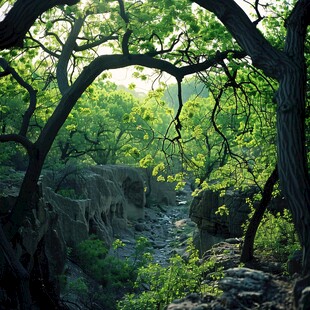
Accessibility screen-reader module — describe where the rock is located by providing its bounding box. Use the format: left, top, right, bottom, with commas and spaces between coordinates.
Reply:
141, 168, 176, 206
153, 241, 167, 249
167, 265, 293, 310
189, 188, 289, 255
135, 223, 146, 232
219, 268, 271, 292
298, 286, 310, 310
41, 165, 147, 248
288, 250, 303, 276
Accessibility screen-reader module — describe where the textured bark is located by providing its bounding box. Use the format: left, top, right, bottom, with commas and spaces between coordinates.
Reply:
195, 0, 310, 276
276, 0, 310, 276
240, 166, 278, 263
0, 226, 31, 309
0, 0, 80, 49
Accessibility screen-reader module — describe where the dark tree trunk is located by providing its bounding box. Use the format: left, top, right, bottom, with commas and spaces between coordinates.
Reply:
193, 2, 310, 305
0, 226, 31, 309
276, 64, 310, 305
240, 166, 278, 263
276, 0, 310, 276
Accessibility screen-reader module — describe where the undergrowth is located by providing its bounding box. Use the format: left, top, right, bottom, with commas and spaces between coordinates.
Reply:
117, 239, 223, 310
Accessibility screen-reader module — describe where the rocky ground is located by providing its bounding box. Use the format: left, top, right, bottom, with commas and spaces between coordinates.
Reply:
64, 190, 298, 310
118, 192, 296, 310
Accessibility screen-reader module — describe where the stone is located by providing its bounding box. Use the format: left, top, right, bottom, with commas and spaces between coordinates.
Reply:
189, 188, 288, 254
298, 286, 310, 310
287, 250, 303, 276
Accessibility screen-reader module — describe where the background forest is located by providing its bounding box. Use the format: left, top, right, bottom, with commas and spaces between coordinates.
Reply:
0, 0, 310, 309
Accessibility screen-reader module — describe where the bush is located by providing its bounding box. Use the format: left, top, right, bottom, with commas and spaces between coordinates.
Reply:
254, 209, 301, 264
117, 239, 223, 310
69, 235, 154, 309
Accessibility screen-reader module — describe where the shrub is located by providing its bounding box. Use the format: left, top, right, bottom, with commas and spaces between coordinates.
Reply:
254, 209, 301, 264
117, 239, 223, 310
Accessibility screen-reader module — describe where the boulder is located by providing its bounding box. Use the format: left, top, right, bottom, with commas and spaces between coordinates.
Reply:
189, 189, 252, 254
140, 168, 176, 206
167, 267, 293, 310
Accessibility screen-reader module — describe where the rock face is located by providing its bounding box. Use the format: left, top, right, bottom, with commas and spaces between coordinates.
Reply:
42, 165, 146, 249
142, 168, 177, 207
0, 165, 150, 307
189, 189, 252, 254
189, 188, 288, 256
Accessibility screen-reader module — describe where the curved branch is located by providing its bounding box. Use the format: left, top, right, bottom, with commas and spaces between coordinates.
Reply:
27, 34, 60, 58
37, 50, 249, 157
0, 134, 34, 155
240, 165, 278, 263
0, 0, 80, 50
56, 17, 84, 94
0, 58, 37, 136
117, 0, 129, 24
122, 29, 133, 55
193, 0, 286, 79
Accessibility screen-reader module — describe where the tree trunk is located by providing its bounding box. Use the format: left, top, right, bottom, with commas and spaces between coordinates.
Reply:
0, 225, 32, 309
276, 65, 310, 273
275, 44, 310, 306
5, 151, 45, 239
240, 166, 278, 263
277, 1, 310, 276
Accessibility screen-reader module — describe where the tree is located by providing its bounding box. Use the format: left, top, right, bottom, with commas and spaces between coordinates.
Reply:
193, 0, 310, 301
0, 0, 309, 307
0, 1, 240, 306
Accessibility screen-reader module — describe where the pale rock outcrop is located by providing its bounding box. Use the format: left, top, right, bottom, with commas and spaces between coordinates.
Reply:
42, 165, 146, 248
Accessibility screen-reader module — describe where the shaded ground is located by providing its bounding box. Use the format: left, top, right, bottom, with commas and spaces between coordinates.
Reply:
63, 192, 296, 310
127, 199, 296, 310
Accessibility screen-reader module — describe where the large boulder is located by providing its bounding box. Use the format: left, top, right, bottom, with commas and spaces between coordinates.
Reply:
167, 267, 293, 310
189, 189, 254, 254
140, 168, 177, 206
189, 188, 288, 256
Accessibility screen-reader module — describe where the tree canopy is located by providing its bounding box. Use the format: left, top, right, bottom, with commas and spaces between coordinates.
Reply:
0, 0, 310, 308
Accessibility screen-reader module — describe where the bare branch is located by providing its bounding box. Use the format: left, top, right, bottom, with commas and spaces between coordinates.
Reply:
75, 34, 119, 51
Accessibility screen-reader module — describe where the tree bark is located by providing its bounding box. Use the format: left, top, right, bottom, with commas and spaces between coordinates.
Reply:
0, 225, 31, 309
195, 0, 310, 276
276, 0, 310, 276
0, 0, 80, 49
240, 166, 278, 263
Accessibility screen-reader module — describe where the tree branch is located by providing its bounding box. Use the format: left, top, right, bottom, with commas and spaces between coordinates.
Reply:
0, 0, 80, 50
0, 58, 37, 136
57, 17, 84, 95
0, 134, 34, 155
193, 0, 287, 79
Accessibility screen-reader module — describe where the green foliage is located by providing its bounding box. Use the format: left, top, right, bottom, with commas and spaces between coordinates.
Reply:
254, 209, 301, 264
76, 237, 131, 288
117, 240, 223, 310
63, 236, 155, 309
